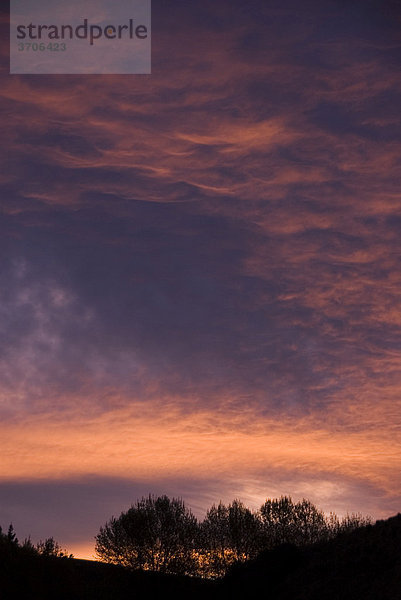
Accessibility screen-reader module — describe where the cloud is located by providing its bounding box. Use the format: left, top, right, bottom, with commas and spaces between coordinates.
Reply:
1, 401, 400, 522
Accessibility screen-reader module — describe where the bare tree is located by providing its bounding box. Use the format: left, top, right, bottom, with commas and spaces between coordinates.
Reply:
95, 495, 372, 578
95, 495, 198, 575
200, 499, 259, 576
259, 496, 327, 549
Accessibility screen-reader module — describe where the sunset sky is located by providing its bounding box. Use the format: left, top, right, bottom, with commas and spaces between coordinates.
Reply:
1, 0, 401, 559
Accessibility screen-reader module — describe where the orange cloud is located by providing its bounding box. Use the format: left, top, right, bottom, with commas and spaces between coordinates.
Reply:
1, 398, 400, 513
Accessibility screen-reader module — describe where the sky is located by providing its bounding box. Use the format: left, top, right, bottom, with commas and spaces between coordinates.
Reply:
1, 0, 401, 559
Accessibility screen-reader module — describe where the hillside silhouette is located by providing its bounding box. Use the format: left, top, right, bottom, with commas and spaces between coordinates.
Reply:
224, 513, 401, 599
1, 512, 401, 599
0, 545, 214, 600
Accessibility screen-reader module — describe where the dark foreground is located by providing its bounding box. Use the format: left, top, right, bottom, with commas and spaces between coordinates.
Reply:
1, 513, 401, 599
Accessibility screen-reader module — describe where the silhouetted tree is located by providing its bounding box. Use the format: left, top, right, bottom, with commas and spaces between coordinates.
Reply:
6, 524, 18, 546
200, 500, 259, 576
95, 495, 372, 579
227, 499, 260, 560
0, 524, 72, 562
258, 496, 327, 549
36, 536, 72, 558
293, 498, 328, 544
326, 511, 372, 539
20, 536, 37, 554
199, 502, 231, 577
95, 495, 199, 575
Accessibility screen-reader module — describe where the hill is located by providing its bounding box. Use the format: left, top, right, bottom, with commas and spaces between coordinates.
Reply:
223, 513, 401, 599
0, 549, 216, 600
1, 513, 401, 599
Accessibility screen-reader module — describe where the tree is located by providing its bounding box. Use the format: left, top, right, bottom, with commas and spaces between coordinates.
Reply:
227, 499, 260, 561
326, 511, 372, 539
6, 524, 18, 546
258, 496, 327, 549
293, 498, 328, 545
95, 494, 372, 579
36, 537, 73, 558
95, 495, 199, 575
199, 502, 231, 577
200, 500, 260, 577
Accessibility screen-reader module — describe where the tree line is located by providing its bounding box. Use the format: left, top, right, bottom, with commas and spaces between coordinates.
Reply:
0, 523, 72, 559
95, 495, 371, 578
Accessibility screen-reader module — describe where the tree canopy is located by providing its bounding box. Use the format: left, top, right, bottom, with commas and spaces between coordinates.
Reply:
95, 495, 198, 575
95, 494, 371, 578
